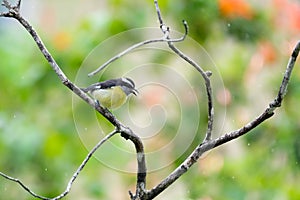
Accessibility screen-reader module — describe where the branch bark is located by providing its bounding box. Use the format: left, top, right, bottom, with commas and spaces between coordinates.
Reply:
1, 0, 299, 200
145, 41, 300, 200
154, 0, 214, 142
143, 1, 300, 199
0, 0, 146, 199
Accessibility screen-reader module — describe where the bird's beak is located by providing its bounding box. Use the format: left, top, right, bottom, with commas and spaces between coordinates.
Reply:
132, 88, 139, 96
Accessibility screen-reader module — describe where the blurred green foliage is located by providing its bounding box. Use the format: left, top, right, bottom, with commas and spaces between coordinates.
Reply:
1, 0, 300, 199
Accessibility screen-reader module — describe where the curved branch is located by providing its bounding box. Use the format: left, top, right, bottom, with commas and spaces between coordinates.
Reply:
0, 172, 51, 200
2, 1, 299, 200
88, 38, 166, 77
88, 23, 188, 77
146, 40, 300, 200
0, 130, 118, 200
145, 1, 300, 199
0, 1, 146, 199
119, 126, 147, 199
154, 0, 214, 141
54, 130, 118, 200
167, 43, 214, 142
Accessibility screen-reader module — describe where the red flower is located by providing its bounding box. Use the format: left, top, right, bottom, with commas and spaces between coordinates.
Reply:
219, 0, 254, 19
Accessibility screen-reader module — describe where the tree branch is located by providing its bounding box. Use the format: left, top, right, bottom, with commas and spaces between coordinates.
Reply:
146, 40, 300, 199
154, 0, 214, 142
0, 130, 118, 200
0, 172, 51, 200
143, 1, 300, 199
53, 130, 118, 200
0, 1, 146, 199
1, 0, 299, 200
88, 22, 188, 77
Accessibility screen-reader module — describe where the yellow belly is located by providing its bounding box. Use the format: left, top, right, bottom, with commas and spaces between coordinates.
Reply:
92, 86, 127, 109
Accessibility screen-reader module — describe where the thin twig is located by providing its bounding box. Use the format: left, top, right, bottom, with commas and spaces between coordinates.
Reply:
154, 0, 214, 142
88, 22, 188, 77
16, 0, 21, 8
167, 44, 214, 141
0, 130, 118, 200
1, 0, 19, 17
0, 172, 51, 200
269, 41, 300, 109
154, 0, 163, 28
88, 38, 165, 77
53, 130, 118, 200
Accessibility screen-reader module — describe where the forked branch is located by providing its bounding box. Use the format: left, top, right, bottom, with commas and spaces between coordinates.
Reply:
144, 1, 300, 199
154, 0, 214, 142
0, 0, 146, 199
0, 0, 299, 200
145, 41, 300, 200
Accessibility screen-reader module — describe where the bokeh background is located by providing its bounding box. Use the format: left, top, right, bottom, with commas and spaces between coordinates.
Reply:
1, 0, 300, 199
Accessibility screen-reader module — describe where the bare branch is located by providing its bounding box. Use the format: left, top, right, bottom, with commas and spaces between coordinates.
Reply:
54, 130, 118, 200
88, 38, 166, 77
167, 44, 214, 142
1, 0, 299, 200
118, 126, 147, 199
146, 111, 274, 199
2, 0, 12, 9
88, 21, 188, 77
146, 40, 300, 200
1, 1, 147, 199
16, 0, 21, 8
181, 20, 188, 38
0, 172, 51, 200
1, 0, 21, 16
154, 0, 214, 142
154, 0, 163, 28
0, 130, 118, 200
145, 1, 300, 199
269, 41, 300, 109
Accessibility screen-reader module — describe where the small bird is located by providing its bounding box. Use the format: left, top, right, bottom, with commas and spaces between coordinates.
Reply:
82, 77, 138, 109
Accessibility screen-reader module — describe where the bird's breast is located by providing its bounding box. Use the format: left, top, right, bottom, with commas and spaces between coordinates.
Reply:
91, 86, 127, 109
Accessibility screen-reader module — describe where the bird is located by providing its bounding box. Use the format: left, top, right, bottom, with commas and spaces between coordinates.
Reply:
82, 77, 138, 109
